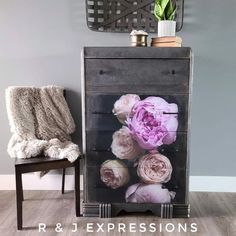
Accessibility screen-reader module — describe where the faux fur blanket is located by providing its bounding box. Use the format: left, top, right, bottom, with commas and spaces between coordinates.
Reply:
6, 86, 80, 163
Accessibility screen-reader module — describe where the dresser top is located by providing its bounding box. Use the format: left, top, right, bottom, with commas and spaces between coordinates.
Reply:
83, 47, 191, 59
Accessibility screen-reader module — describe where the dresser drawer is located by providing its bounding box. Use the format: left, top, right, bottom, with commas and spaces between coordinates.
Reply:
85, 59, 190, 94
85, 164, 187, 204
85, 94, 189, 132
85, 130, 188, 168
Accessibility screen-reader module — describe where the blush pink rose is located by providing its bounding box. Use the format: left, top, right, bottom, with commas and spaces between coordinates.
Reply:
111, 126, 143, 160
100, 160, 130, 189
137, 153, 172, 184
125, 183, 175, 203
113, 94, 140, 124
127, 96, 178, 150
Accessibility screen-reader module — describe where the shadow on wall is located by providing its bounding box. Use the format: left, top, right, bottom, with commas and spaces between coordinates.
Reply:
180, 0, 201, 33
66, 89, 82, 148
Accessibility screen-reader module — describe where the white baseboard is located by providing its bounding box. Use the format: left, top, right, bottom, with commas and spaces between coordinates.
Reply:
0, 174, 83, 191
189, 176, 236, 192
0, 175, 235, 192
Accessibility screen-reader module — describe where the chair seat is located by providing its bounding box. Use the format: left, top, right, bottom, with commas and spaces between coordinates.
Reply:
15, 157, 70, 166
15, 157, 78, 173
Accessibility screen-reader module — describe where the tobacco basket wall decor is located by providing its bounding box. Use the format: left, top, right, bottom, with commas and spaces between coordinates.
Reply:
86, 0, 184, 32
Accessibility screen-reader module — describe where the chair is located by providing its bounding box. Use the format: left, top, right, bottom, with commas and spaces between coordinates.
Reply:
15, 157, 81, 230
8, 89, 81, 230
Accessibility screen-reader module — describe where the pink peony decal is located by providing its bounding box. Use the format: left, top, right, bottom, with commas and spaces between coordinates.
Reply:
100, 95, 178, 201
111, 126, 143, 161
112, 94, 140, 124
137, 153, 172, 184
127, 96, 178, 150
125, 183, 175, 203
100, 160, 130, 189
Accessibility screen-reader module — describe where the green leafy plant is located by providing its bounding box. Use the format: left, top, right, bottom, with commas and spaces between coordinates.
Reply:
154, 0, 176, 21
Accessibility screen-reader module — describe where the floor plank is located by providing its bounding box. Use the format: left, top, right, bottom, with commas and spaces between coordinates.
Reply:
0, 191, 235, 236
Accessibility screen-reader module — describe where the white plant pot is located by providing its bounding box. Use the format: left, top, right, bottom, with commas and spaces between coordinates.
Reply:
158, 20, 176, 37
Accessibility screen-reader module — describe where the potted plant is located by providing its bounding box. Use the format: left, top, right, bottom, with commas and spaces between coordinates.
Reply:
154, 0, 177, 37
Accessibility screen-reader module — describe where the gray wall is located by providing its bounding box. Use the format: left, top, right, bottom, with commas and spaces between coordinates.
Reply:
0, 0, 235, 176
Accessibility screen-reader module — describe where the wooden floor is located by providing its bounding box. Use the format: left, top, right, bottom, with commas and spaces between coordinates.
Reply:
0, 191, 235, 236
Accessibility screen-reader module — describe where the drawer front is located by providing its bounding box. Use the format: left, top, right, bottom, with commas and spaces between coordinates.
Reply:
85, 131, 188, 168
85, 164, 188, 204
85, 59, 190, 94
85, 94, 189, 132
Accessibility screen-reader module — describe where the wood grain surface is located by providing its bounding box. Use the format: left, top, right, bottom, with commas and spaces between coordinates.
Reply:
0, 191, 235, 236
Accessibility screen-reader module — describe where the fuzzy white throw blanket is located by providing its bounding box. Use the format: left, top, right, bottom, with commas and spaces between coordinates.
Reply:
6, 86, 80, 163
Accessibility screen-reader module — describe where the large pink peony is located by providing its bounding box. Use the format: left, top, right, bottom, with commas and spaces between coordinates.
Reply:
111, 126, 143, 160
100, 160, 130, 189
137, 153, 172, 184
127, 96, 178, 150
113, 94, 140, 124
125, 183, 175, 203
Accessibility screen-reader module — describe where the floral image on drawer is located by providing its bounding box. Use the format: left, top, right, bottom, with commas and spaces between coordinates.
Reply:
95, 94, 179, 204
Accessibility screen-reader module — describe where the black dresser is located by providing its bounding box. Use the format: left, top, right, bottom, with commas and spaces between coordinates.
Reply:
81, 47, 192, 218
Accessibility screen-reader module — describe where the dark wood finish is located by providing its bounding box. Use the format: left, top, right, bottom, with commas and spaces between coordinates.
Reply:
61, 168, 66, 194
85, 0, 184, 33
15, 167, 23, 230
82, 47, 192, 218
15, 157, 81, 230
15, 158, 75, 173
85, 59, 189, 93
84, 47, 191, 59
83, 202, 190, 218
74, 158, 80, 217
86, 66, 189, 95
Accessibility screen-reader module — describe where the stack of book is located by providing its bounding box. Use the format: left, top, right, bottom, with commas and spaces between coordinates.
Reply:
151, 36, 182, 47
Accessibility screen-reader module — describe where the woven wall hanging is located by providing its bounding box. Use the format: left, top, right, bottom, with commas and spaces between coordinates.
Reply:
86, 0, 184, 33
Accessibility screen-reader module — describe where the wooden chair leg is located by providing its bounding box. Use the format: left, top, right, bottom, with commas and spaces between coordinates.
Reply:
74, 159, 80, 216
61, 168, 66, 194
19, 180, 23, 201
15, 167, 23, 230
